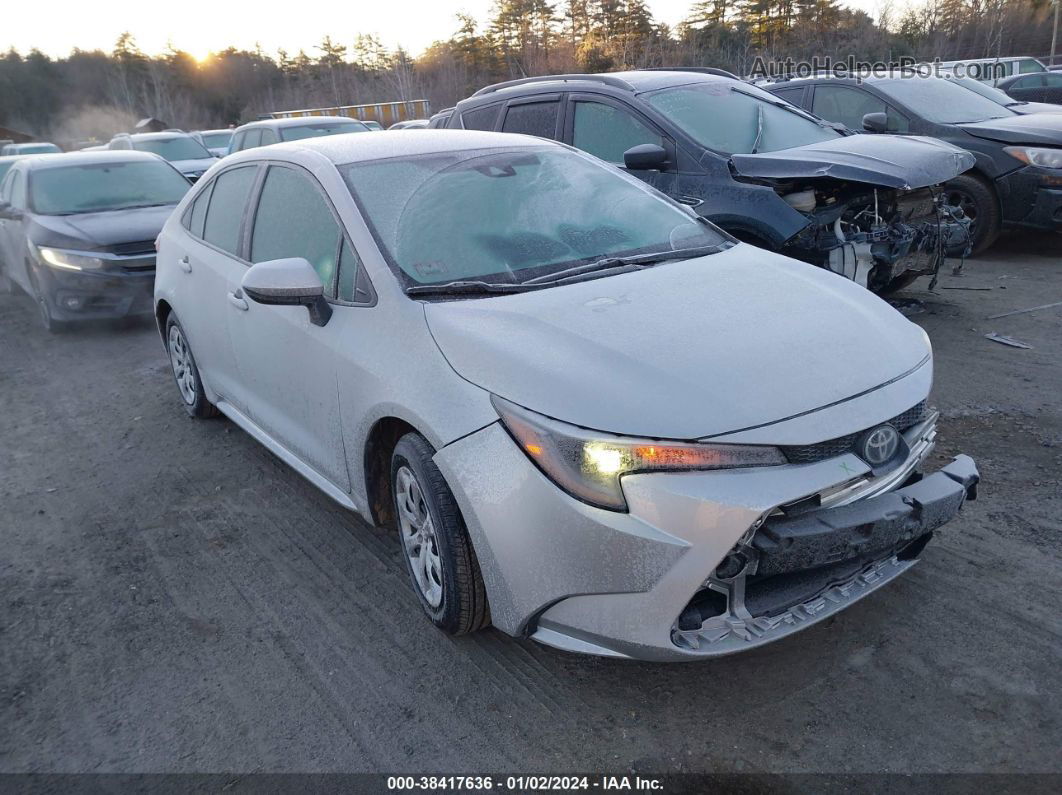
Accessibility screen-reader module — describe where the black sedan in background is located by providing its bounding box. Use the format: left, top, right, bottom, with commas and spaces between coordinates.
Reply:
996, 71, 1062, 106
0, 151, 191, 331
765, 74, 1062, 253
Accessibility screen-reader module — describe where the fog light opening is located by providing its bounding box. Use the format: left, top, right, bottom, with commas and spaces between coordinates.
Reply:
677, 588, 728, 631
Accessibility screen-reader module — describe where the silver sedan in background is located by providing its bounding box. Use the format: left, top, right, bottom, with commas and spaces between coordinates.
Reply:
153, 131, 978, 661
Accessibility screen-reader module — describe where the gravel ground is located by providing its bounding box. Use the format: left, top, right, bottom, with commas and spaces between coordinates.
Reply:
0, 232, 1059, 775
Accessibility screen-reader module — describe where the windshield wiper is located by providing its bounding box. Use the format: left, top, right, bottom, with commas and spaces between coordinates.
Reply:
751, 102, 765, 154
522, 243, 728, 286
405, 280, 538, 297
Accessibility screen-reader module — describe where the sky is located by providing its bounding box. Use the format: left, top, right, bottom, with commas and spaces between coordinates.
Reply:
5, 0, 888, 61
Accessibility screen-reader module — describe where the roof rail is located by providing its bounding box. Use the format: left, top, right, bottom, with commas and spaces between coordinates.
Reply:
639, 66, 740, 80
471, 74, 636, 97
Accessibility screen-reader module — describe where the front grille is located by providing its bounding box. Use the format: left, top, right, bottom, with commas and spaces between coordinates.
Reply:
781, 400, 927, 465
108, 240, 156, 256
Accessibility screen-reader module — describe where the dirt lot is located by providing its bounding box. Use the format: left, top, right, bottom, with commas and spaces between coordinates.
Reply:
1, 233, 1060, 776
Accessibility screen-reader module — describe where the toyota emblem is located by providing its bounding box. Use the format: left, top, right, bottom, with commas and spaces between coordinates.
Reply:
861, 425, 900, 466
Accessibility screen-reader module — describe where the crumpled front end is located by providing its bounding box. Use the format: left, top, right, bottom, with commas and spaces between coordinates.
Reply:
776, 182, 971, 291
435, 401, 979, 662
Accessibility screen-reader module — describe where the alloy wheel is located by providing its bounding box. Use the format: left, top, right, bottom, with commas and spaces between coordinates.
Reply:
944, 188, 979, 234
395, 465, 443, 608
168, 324, 197, 405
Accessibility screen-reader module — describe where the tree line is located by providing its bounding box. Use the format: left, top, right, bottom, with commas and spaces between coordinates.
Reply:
1, 0, 1058, 142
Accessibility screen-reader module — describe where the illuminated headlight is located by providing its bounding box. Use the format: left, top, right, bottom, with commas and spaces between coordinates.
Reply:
1004, 146, 1062, 170
35, 246, 104, 271
492, 396, 786, 511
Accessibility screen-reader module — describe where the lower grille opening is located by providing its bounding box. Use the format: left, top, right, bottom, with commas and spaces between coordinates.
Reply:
677, 588, 727, 631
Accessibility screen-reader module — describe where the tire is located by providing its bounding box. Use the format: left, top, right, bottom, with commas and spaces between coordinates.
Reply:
391, 432, 490, 635
165, 315, 219, 419
942, 173, 1001, 256
28, 270, 69, 333
877, 270, 922, 296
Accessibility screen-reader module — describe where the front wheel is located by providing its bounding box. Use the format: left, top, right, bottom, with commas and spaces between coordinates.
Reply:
391, 433, 490, 635
165, 315, 219, 419
943, 174, 1001, 256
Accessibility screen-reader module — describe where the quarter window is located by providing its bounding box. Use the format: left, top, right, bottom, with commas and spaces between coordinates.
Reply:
250, 166, 341, 295
572, 101, 664, 164
461, 104, 502, 131
184, 181, 214, 238
202, 166, 257, 256
501, 100, 561, 139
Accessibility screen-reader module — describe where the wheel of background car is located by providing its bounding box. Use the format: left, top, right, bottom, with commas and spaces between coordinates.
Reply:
943, 173, 1001, 256
165, 315, 219, 419
390, 432, 490, 635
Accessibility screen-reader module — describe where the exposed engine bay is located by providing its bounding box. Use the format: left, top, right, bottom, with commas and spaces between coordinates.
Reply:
775, 180, 971, 292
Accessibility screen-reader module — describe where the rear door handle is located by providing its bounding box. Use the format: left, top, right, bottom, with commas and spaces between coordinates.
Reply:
228, 290, 248, 311
178, 256, 192, 273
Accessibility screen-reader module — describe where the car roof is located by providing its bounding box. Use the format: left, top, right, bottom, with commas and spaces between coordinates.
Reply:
224, 129, 551, 166
468, 69, 733, 100
126, 132, 195, 141
196, 129, 232, 135
19, 150, 166, 171
237, 116, 368, 130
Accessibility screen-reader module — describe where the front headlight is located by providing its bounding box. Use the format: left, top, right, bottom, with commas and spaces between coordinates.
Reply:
35, 246, 105, 271
493, 396, 786, 511
1004, 146, 1062, 170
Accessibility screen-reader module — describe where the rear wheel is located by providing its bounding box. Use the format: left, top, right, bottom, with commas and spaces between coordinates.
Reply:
391, 432, 489, 635
165, 315, 219, 419
943, 174, 1000, 256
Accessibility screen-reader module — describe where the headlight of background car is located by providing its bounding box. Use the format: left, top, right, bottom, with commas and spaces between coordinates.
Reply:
1004, 146, 1062, 170
34, 245, 105, 271
492, 396, 786, 511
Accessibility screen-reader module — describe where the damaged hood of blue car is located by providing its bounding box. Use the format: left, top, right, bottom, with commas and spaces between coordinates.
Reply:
730, 134, 975, 189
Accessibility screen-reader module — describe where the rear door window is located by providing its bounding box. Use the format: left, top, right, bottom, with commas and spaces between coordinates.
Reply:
501, 99, 561, 140
770, 86, 806, 108
202, 166, 257, 256
571, 101, 664, 164
250, 165, 342, 296
184, 181, 214, 238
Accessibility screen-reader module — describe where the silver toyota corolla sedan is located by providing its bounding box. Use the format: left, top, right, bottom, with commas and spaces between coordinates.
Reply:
154, 130, 979, 661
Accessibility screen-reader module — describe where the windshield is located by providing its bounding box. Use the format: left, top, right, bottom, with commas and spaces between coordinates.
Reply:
946, 76, 1021, 105
133, 136, 212, 161
341, 147, 727, 288
280, 121, 368, 141
875, 77, 1013, 123
201, 131, 232, 148
30, 161, 191, 215
646, 82, 839, 154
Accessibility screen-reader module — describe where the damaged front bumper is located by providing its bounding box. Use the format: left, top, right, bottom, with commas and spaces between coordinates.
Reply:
672, 455, 979, 655
434, 411, 979, 662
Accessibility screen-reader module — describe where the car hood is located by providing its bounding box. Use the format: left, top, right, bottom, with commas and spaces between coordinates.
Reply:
1009, 101, 1062, 115
729, 134, 974, 189
424, 245, 930, 440
31, 204, 176, 249
958, 113, 1062, 145
171, 157, 216, 174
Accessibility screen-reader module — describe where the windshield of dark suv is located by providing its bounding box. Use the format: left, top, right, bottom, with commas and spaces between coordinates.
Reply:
134, 136, 213, 161
646, 82, 840, 154
280, 121, 369, 141
874, 77, 1013, 123
30, 161, 191, 215
342, 147, 728, 288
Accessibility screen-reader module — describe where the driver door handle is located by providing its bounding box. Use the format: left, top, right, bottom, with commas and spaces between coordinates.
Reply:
228, 290, 248, 311
178, 256, 192, 273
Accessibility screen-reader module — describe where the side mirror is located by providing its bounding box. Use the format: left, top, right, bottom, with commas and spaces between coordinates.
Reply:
0, 202, 21, 220
241, 257, 332, 327
623, 143, 668, 170
862, 112, 888, 133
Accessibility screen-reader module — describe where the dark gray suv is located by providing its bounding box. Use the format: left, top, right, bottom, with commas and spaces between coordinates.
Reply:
447, 70, 974, 293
